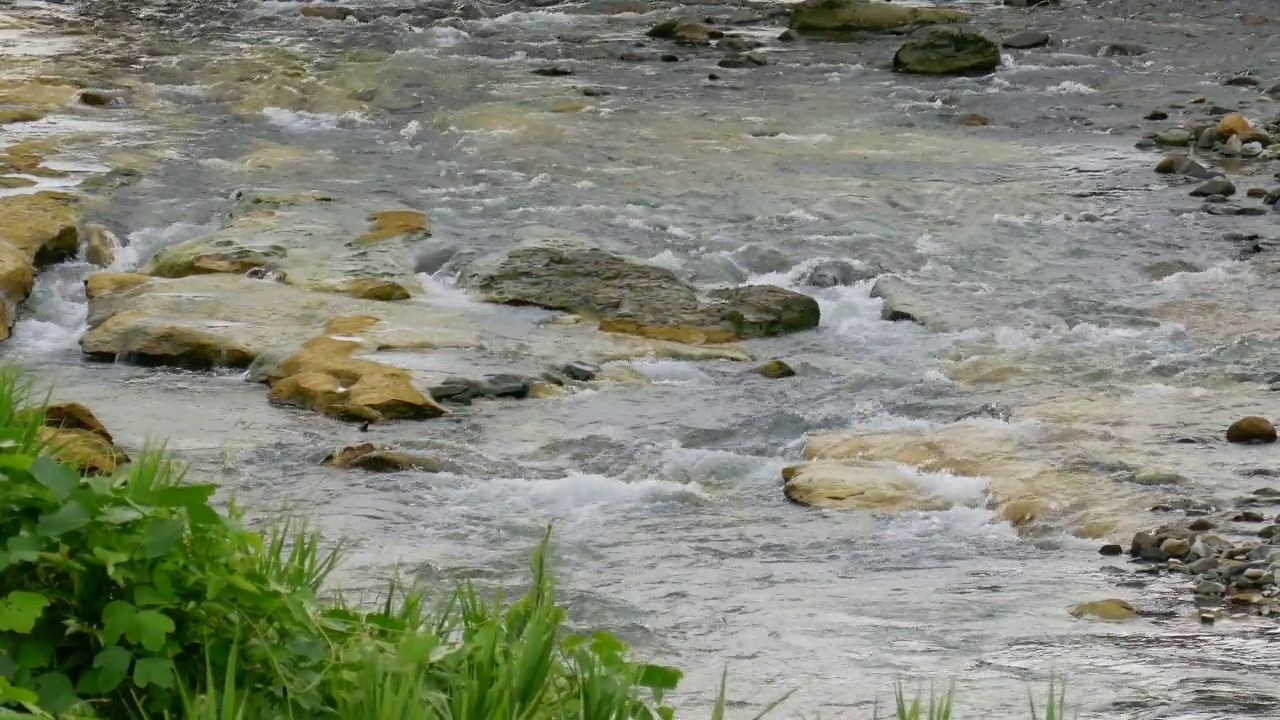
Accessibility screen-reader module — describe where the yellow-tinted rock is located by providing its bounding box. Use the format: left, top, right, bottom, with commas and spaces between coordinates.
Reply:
82, 310, 258, 369
752, 359, 796, 378
42, 402, 114, 443
998, 498, 1044, 527
355, 210, 430, 243
1070, 599, 1138, 621
82, 223, 118, 267
340, 278, 412, 301
1217, 113, 1253, 138
84, 272, 150, 301
0, 79, 79, 107
0, 109, 45, 124
1227, 416, 1276, 443
783, 461, 952, 512
0, 176, 36, 189
37, 427, 129, 475
598, 318, 739, 345
0, 192, 80, 340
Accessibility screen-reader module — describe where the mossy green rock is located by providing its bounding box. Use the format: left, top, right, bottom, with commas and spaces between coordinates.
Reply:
893, 29, 1000, 75
790, 0, 968, 34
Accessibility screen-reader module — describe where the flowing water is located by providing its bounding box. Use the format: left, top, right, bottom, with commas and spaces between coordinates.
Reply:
5, 0, 1280, 716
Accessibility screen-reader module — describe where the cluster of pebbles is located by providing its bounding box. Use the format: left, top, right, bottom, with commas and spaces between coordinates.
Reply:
1104, 418, 1280, 624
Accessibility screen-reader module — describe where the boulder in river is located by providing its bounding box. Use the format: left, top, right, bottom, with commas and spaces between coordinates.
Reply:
0, 191, 80, 342
1153, 156, 1214, 178
789, 0, 967, 35
323, 442, 444, 472
1000, 31, 1049, 50
870, 276, 936, 328
892, 28, 1000, 76
1190, 177, 1235, 197
459, 239, 819, 343
1227, 416, 1277, 444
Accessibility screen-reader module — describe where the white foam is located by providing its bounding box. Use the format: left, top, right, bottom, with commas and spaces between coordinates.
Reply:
461, 472, 708, 510
261, 107, 365, 132
421, 26, 470, 47
128, 220, 221, 269
6, 262, 89, 356
1044, 81, 1097, 95
624, 358, 710, 384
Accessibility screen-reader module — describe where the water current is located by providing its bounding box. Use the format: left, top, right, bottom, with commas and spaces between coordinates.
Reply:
4, 0, 1280, 716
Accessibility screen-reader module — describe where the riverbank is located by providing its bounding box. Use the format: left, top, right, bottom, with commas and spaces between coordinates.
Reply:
4, 0, 1280, 716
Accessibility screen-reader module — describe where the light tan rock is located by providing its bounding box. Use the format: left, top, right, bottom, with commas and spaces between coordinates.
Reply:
37, 427, 129, 475
82, 223, 119, 268
0, 192, 80, 340
1070, 599, 1138, 621
84, 272, 151, 302
42, 402, 114, 443
355, 210, 429, 244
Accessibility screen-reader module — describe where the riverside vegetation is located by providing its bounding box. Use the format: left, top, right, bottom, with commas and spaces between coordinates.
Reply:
0, 365, 1076, 719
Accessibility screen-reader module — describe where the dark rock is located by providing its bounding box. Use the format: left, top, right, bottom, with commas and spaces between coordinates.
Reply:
1130, 531, 1168, 561
955, 403, 1013, 422
1234, 510, 1267, 522
801, 259, 879, 288
1188, 518, 1215, 532
1203, 204, 1267, 216
79, 89, 127, 107
778, 29, 800, 42
707, 73, 721, 81
460, 240, 820, 341
413, 245, 459, 276
1264, 189, 1280, 205
893, 29, 1000, 76
481, 374, 532, 399
1255, 487, 1280, 497
1003, 0, 1059, 5
532, 66, 574, 77
430, 378, 482, 405
753, 360, 796, 379
718, 53, 766, 68
561, 361, 601, 381
1197, 126, 1219, 150
1191, 177, 1236, 197
1227, 416, 1277, 444
1134, 139, 1157, 150
719, 36, 763, 52
1224, 75, 1262, 87
1099, 543, 1123, 556
1145, 109, 1169, 121
661, 54, 680, 62
1093, 43, 1146, 57
582, 87, 612, 97
1259, 525, 1280, 540
1001, 31, 1049, 50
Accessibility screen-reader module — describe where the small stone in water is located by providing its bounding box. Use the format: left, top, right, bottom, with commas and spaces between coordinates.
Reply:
752, 360, 796, 379
1259, 524, 1280, 540
1189, 518, 1214, 532
1161, 538, 1191, 558
1247, 187, 1270, 198
561, 362, 601, 382
532, 67, 574, 77
1199, 610, 1215, 624
1145, 109, 1169, 121
1243, 568, 1266, 581
661, 54, 680, 62
1235, 511, 1267, 522
1224, 75, 1262, 87
1099, 544, 1123, 556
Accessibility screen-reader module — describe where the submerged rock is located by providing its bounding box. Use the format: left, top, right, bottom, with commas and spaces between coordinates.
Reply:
460, 239, 819, 343
752, 360, 796, 378
782, 462, 953, 512
561, 361, 601, 381
893, 29, 1000, 75
1001, 31, 1049, 50
1191, 177, 1236, 197
323, 443, 443, 472
800, 259, 879, 288
0, 191, 80, 341
789, 0, 967, 34
1070, 599, 1138, 621
1227, 416, 1277, 444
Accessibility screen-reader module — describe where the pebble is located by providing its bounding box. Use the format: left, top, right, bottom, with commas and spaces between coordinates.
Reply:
1001, 31, 1050, 50
1194, 579, 1226, 595
1244, 568, 1267, 581
1161, 538, 1192, 558
1145, 109, 1169, 121
1188, 518, 1214, 532
1099, 544, 1123, 556
752, 360, 796, 379
532, 66, 574, 77
1235, 511, 1267, 522
1224, 75, 1262, 87
1242, 142, 1264, 157
1155, 128, 1193, 146
1260, 525, 1280, 540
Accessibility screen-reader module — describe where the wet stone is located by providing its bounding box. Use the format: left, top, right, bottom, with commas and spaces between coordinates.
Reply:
532, 67, 574, 77
1228, 416, 1277, 444
1099, 544, 1123, 556
1001, 31, 1049, 50
481, 374, 532, 399
429, 379, 482, 405
752, 360, 796, 379
1259, 525, 1280, 540
1224, 75, 1262, 87
1146, 109, 1169, 121
718, 53, 767, 68
561, 361, 601, 381
1235, 510, 1267, 522
1191, 177, 1236, 197
1188, 518, 1215, 532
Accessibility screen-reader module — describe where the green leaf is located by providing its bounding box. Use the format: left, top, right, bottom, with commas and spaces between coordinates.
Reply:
132, 657, 173, 689
97, 505, 144, 525
35, 672, 76, 715
142, 519, 185, 559
126, 610, 175, 652
92, 547, 130, 580
0, 592, 50, 634
30, 457, 79, 501
0, 454, 32, 473
186, 502, 221, 526
0, 676, 38, 705
133, 585, 175, 607
152, 484, 216, 508
91, 646, 132, 693
637, 664, 683, 690
102, 601, 136, 645
36, 501, 88, 537
6, 536, 42, 564
14, 637, 54, 670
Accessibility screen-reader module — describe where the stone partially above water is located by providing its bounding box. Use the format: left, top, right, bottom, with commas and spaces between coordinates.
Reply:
893, 29, 1000, 76
789, 0, 967, 34
1001, 31, 1050, 50
1070, 599, 1138, 621
459, 239, 819, 343
1227, 416, 1277, 444
0, 191, 80, 342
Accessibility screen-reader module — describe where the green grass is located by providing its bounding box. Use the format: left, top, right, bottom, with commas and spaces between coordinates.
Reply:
0, 365, 1076, 719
